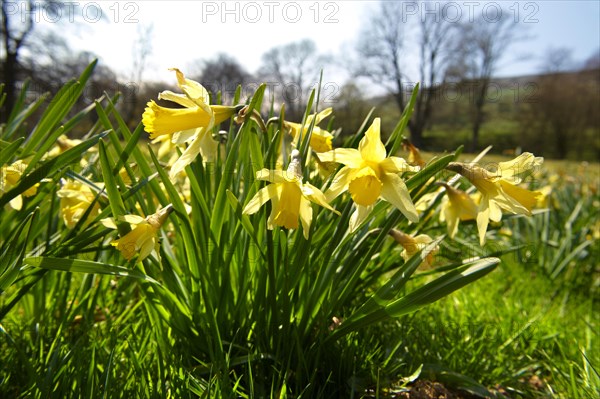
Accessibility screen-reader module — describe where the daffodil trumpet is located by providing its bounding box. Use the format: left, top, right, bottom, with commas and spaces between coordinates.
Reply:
142, 68, 238, 178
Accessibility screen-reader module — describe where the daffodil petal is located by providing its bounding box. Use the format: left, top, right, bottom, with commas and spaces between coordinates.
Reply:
380, 173, 419, 223
358, 118, 386, 163
489, 200, 503, 222
443, 203, 460, 239
318, 148, 363, 168
172, 128, 198, 144
169, 128, 217, 178
313, 107, 333, 124
120, 215, 146, 225
158, 90, 197, 108
256, 169, 288, 183
139, 236, 155, 261
325, 166, 352, 202
9, 195, 22, 211
171, 68, 210, 105
298, 197, 313, 239
100, 217, 117, 229
499, 180, 539, 213
349, 204, 373, 232
380, 156, 419, 174
304, 182, 339, 214
476, 198, 490, 246
243, 184, 279, 215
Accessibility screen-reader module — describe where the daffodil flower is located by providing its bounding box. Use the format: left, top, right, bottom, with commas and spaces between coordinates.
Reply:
285, 108, 334, 153
402, 139, 426, 168
142, 68, 236, 178
447, 153, 543, 245
437, 183, 478, 239
101, 205, 173, 261
389, 229, 438, 269
243, 150, 339, 239
57, 180, 102, 229
318, 118, 419, 230
0, 160, 39, 210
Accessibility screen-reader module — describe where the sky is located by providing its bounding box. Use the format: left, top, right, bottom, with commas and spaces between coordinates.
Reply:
30, 0, 600, 85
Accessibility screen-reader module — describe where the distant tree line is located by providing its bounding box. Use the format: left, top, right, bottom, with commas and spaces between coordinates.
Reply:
2, 0, 598, 160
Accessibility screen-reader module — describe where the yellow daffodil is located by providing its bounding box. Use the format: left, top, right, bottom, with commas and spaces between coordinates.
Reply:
535, 185, 554, 209
243, 150, 339, 239
43, 135, 84, 159
142, 68, 236, 178
318, 118, 419, 230
447, 153, 543, 245
388, 229, 438, 269
402, 139, 426, 168
0, 160, 39, 210
101, 205, 173, 261
56, 180, 102, 229
437, 183, 478, 239
285, 108, 334, 153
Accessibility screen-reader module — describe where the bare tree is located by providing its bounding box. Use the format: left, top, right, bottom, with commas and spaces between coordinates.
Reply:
452, 10, 522, 151
519, 47, 599, 159
1, 0, 56, 121
259, 39, 326, 120
195, 53, 252, 105
355, 1, 456, 148
413, 3, 456, 146
0, 0, 105, 123
122, 24, 154, 127
539, 47, 574, 74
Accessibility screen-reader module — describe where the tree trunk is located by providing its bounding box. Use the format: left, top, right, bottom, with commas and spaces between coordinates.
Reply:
471, 80, 488, 152
1, 52, 17, 123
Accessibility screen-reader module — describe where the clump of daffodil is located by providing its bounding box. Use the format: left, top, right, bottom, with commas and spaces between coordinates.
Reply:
56, 180, 103, 229
101, 205, 173, 261
285, 108, 334, 153
243, 150, 339, 239
447, 153, 543, 245
319, 118, 419, 231
388, 229, 438, 269
142, 68, 237, 178
1, 160, 39, 210
437, 182, 478, 239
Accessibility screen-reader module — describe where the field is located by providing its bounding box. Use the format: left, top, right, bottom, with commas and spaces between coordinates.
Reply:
1, 63, 598, 398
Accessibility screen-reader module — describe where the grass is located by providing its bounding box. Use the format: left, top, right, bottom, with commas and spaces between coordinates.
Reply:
0, 63, 598, 398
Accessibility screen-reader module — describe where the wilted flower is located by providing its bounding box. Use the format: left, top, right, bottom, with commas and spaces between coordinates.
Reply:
285, 108, 334, 153
402, 139, 426, 168
101, 205, 173, 261
0, 160, 39, 210
447, 153, 543, 245
319, 118, 419, 230
142, 68, 237, 178
243, 150, 339, 239
388, 229, 438, 269
56, 180, 102, 229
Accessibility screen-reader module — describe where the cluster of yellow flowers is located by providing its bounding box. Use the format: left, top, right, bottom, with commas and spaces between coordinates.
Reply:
1, 69, 544, 266
136, 69, 544, 267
